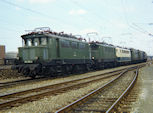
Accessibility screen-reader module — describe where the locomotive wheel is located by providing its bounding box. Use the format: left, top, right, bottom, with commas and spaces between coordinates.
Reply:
30, 72, 36, 79
73, 65, 81, 73
29, 70, 36, 79
62, 65, 70, 75
44, 67, 54, 76
22, 68, 30, 76
67, 65, 73, 74
18, 66, 23, 73
86, 64, 91, 71
80, 65, 86, 73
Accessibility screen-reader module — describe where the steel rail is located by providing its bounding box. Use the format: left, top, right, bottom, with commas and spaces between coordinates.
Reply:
55, 70, 128, 113
0, 65, 12, 70
0, 63, 142, 88
0, 66, 128, 89
55, 66, 141, 113
0, 63, 145, 88
0, 68, 124, 110
106, 68, 139, 113
0, 64, 144, 110
0, 71, 121, 98
0, 77, 50, 89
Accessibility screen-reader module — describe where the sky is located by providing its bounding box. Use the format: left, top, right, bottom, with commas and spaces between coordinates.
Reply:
0, 0, 153, 55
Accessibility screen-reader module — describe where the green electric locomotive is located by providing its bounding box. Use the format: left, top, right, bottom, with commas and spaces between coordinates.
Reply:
15, 27, 92, 78
90, 42, 116, 69
13, 27, 147, 78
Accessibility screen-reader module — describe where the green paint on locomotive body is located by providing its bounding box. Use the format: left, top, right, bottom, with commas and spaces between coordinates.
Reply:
19, 46, 48, 62
18, 33, 90, 64
130, 48, 139, 61
138, 50, 146, 61
90, 42, 116, 62
47, 34, 90, 60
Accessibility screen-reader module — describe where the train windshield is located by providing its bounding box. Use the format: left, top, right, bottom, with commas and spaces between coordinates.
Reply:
41, 38, 47, 45
27, 39, 32, 46
34, 38, 39, 46
23, 37, 47, 47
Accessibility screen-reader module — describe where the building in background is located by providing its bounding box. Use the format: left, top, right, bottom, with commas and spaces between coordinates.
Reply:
5, 52, 17, 59
5, 52, 18, 65
147, 56, 153, 61
0, 45, 18, 65
0, 45, 5, 65
0, 45, 5, 59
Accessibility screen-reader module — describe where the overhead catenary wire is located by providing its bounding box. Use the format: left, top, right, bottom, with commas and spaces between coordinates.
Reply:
69, 0, 120, 42
1, 0, 58, 20
70, 0, 153, 40
132, 23, 153, 37
132, 23, 149, 34
121, 0, 153, 37
0, 17, 26, 29
0, 0, 82, 32
0, 22, 23, 33
1, 0, 153, 38
56, 1, 101, 34
121, 0, 145, 34
70, 0, 117, 27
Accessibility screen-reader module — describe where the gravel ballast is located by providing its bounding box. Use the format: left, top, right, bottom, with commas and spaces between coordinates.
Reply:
0, 63, 145, 113
1, 76, 116, 113
0, 65, 131, 95
131, 63, 153, 112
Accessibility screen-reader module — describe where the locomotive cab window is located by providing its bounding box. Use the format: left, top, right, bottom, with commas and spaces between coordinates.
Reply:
61, 40, 70, 48
34, 38, 39, 46
79, 43, 85, 49
71, 42, 77, 49
23, 39, 27, 46
41, 37, 47, 45
27, 39, 32, 46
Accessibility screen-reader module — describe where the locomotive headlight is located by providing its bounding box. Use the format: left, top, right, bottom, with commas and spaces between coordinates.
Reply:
92, 57, 95, 59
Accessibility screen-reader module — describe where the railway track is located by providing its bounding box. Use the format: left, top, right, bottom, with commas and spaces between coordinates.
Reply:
0, 65, 23, 80
56, 68, 139, 113
0, 69, 125, 90
0, 65, 12, 70
0, 67, 135, 110
0, 64, 142, 89
114, 77, 140, 112
0, 77, 50, 89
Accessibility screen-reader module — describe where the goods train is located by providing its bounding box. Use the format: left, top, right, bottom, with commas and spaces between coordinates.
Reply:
12, 27, 147, 78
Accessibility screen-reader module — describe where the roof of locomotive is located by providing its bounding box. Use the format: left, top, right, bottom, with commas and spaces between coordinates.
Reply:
90, 41, 115, 48
115, 46, 131, 51
21, 27, 87, 43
